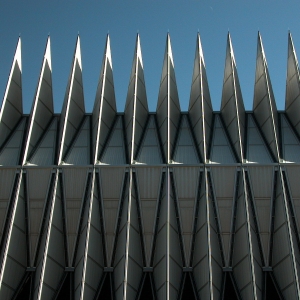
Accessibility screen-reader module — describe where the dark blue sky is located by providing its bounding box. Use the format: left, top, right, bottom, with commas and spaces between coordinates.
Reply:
0, 1, 299, 113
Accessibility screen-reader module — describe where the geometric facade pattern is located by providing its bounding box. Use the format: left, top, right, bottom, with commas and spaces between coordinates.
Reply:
0, 32, 300, 299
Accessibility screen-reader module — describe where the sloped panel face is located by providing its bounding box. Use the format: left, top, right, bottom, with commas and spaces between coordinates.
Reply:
173, 115, 199, 164
253, 34, 279, 161
32, 172, 56, 300
80, 172, 105, 300
246, 114, 273, 163
247, 166, 274, 265
124, 178, 144, 300
172, 167, 200, 265
188, 34, 213, 162
62, 167, 89, 265
285, 165, 300, 235
24, 39, 53, 163
192, 172, 210, 299
98, 167, 127, 266
286, 33, 300, 137
210, 115, 236, 164
152, 172, 167, 300
58, 38, 85, 164
221, 35, 245, 162
0, 169, 17, 244
100, 116, 127, 165
272, 171, 300, 299
40, 176, 66, 300
64, 116, 90, 165
0, 39, 22, 148
281, 114, 300, 162
124, 35, 149, 163
26, 167, 53, 265
0, 117, 26, 166
232, 172, 256, 300
113, 180, 129, 300
156, 36, 181, 162
0, 175, 27, 300
135, 167, 162, 266
168, 174, 183, 300
29, 117, 57, 166
136, 115, 163, 164
92, 35, 117, 164
210, 166, 237, 266
73, 173, 92, 300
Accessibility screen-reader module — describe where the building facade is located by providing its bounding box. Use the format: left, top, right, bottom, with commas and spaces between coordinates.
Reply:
0, 32, 299, 299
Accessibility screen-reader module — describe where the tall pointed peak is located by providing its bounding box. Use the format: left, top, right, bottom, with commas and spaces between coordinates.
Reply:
44, 36, 52, 71
136, 33, 143, 68
227, 32, 236, 66
166, 33, 174, 67
197, 33, 205, 65
105, 34, 112, 68
15, 37, 22, 72
288, 31, 296, 58
75, 35, 82, 70
257, 32, 267, 65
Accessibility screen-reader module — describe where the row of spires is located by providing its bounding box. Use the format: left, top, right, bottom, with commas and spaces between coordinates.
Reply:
1, 32, 300, 165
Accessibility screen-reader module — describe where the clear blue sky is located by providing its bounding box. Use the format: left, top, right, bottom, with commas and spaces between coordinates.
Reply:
0, 1, 299, 113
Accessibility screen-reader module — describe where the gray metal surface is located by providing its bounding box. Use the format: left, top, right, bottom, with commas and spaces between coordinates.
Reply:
253, 33, 280, 162
156, 35, 181, 162
2, 33, 300, 299
221, 33, 245, 162
136, 115, 163, 164
246, 114, 273, 163
188, 34, 213, 162
92, 35, 117, 163
124, 35, 149, 163
286, 32, 300, 137
58, 36, 85, 164
0, 38, 23, 148
173, 115, 199, 164
23, 37, 53, 165
210, 115, 236, 164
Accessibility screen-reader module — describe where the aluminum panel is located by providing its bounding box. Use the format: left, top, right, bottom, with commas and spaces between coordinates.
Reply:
65, 116, 90, 165
253, 33, 279, 161
272, 172, 300, 298
210, 115, 236, 163
101, 116, 126, 165
0, 38, 22, 147
92, 36, 117, 162
281, 114, 300, 162
246, 114, 273, 163
0, 117, 26, 166
1, 179, 26, 297
136, 167, 162, 265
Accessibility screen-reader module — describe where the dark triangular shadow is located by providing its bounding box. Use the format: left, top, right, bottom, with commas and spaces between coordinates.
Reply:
96, 273, 113, 300
223, 273, 239, 300
265, 273, 282, 300
55, 272, 72, 300
14, 274, 32, 300
181, 273, 197, 300
138, 273, 155, 300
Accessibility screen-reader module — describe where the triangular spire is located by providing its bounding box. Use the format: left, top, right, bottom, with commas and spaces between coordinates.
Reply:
253, 32, 280, 161
22, 36, 54, 165
156, 34, 181, 162
285, 32, 300, 137
124, 34, 149, 163
0, 37, 23, 148
188, 33, 213, 162
220, 33, 245, 162
58, 35, 85, 164
92, 34, 117, 164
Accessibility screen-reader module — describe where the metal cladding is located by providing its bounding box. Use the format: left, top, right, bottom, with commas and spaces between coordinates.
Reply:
1, 33, 300, 300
